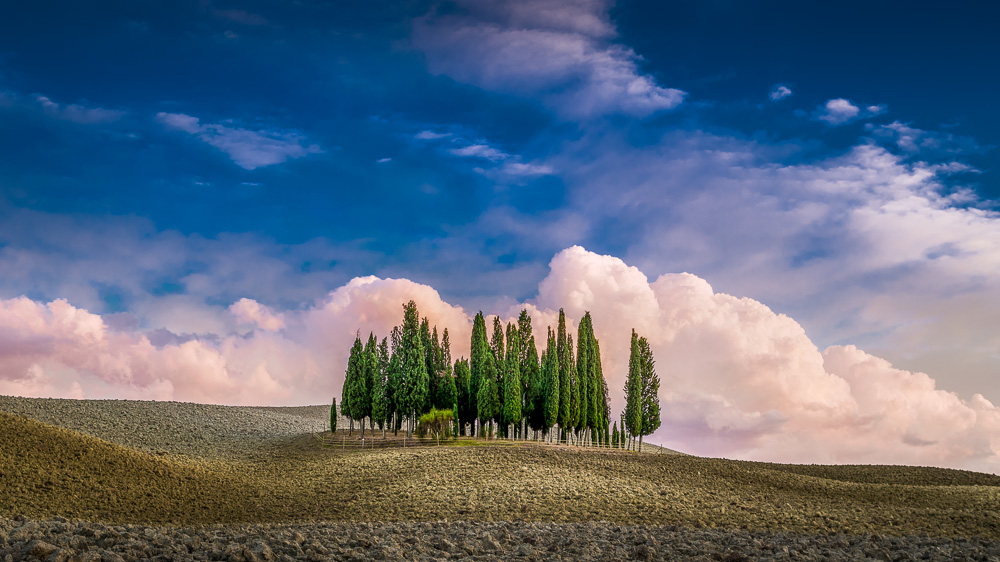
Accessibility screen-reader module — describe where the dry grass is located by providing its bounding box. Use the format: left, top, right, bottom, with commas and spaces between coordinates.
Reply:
3, 409, 1000, 540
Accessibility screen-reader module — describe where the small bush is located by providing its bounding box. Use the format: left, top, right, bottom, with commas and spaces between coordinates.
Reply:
416, 408, 455, 445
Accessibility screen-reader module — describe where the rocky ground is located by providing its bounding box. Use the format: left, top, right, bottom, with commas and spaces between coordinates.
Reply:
3, 396, 1000, 560
3, 516, 1000, 562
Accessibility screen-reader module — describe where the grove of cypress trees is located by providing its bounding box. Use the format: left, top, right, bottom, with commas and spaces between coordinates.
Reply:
501, 322, 522, 439
470, 312, 489, 436
454, 358, 472, 436
624, 329, 642, 451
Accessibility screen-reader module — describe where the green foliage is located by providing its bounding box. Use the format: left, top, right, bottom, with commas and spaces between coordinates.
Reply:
399, 301, 429, 425
330, 397, 337, 433
469, 312, 489, 434
612, 421, 619, 448
556, 310, 571, 438
388, 326, 404, 429
576, 314, 591, 432
416, 407, 455, 445
477, 352, 500, 433
567, 333, 579, 434
637, 335, 662, 442
453, 358, 472, 434
517, 310, 542, 430
371, 337, 391, 430
433, 328, 457, 411
343, 335, 368, 425
541, 327, 560, 432
624, 330, 642, 441
421, 318, 435, 413
360, 332, 377, 420
501, 322, 522, 429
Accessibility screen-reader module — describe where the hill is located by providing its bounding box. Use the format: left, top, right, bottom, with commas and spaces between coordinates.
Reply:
1, 396, 999, 541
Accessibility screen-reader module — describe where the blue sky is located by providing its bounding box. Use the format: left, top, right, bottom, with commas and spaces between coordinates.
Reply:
2, 0, 1000, 467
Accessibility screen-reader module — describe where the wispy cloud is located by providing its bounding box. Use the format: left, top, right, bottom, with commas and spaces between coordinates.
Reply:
449, 143, 508, 161
769, 85, 792, 101
412, 0, 685, 119
35, 95, 125, 124
156, 112, 322, 170
415, 130, 451, 140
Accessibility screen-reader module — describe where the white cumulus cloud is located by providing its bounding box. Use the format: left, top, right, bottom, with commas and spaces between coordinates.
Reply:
769, 85, 792, 101
817, 98, 860, 125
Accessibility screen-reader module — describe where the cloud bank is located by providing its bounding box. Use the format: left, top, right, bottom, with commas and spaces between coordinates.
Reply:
1, 247, 996, 473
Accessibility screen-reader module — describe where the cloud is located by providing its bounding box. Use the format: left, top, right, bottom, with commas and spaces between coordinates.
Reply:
415, 130, 451, 140
449, 143, 509, 161
1, 247, 997, 473
769, 85, 792, 101
229, 298, 285, 331
35, 95, 125, 124
816, 98, 860, 125
868, 120, 986, 156
412, 0, 685, 119
156, 112, 323, 170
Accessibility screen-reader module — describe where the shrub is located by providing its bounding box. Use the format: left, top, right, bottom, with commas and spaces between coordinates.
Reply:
416, 408, 454, 445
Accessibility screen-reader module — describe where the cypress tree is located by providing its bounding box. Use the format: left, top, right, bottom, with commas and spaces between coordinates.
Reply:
470, 312, 489, 436
556, 309, 571, 443
517, 310, 541, 434
624, 330, 642, 450
434, 328, 456, 410
360, 332, 378, 438
421, 318, 435, 414
330, 397, 337, 433
454, 358, 471, 436
541, 327, 560, 440
637, 335, 662, 453
477, 352, 500, 438
400, 301, 429, 437
344, 334, 368, 436
567, 333, 579, 444
372, 336, 391, 438
388, 326, 403, 436
576, 312, 593, 440
490, 316, 505, 422
501, 322, 522, 438
612, 421, 619, 448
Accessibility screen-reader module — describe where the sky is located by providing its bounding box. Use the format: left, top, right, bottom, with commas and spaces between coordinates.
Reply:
1, 0, 999, 472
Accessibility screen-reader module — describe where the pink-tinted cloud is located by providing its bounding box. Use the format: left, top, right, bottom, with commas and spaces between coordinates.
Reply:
1, 248, 997, 473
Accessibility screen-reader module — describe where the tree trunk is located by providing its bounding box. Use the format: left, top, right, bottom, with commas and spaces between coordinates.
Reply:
349, 418, 354, 436
639, 434, 643, 453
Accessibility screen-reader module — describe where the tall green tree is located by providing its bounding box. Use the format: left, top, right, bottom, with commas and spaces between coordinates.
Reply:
612, 421, 619, 448
469, 312, 489, 436
556, 310, 571, 443
388, 326, 404, 435
477, 352, 500, 438
624, 330, 642, 450
576, 314, 592, 443
399, 301, 429, 437
372, 336, 391, 438
637, 335, 661, 452
517, 310, 541, 434
343, 334, 367, 436
490, 316, 505, 421
501, 322, 522, 438
454, 358, 472, 436
541, 327, 560, 439
433, 328, 456, 410
421, 318, 435, 414
360, 332, 378, 438
567, 333, 579, 443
